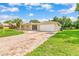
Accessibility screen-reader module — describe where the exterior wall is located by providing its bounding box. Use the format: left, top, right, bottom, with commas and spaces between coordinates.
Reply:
38, 24, 55, 32
37, 23, 61, 32
37, 24, 40, 31
29, 25, 32, 30
21, 22, 61, 32
30, 23, 40, 31
21, 24, 32, 30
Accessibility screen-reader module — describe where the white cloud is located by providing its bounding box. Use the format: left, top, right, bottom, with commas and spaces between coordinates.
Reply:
26, 6, 33, 10
36, 7, 42, 10
1, 7, 19, 12
8, 3, 22, 6
7, 7, 19, 12
41, 4, 52, 10
24, 3, 41, 6
24, 3, 53, 11
55, 3, 70, 6
49, 10, 54, 12
0, 5, 19, 12
0, 15, 18, 22
28, 6, 32, 9
38, 18, 49, 22
69, 4, 76, 11
58, 9, 68, 14
25, 3, 41, 10
39, 17, 76, 22
58, 4, 76, 14
0, 15, 10, 19
28, 13, 34, 16
0, 5, 7, 9
70, 16, 77, 22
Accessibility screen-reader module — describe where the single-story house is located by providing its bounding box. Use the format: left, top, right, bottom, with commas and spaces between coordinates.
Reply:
21, 21, 61, 32
2, 23, 16, 29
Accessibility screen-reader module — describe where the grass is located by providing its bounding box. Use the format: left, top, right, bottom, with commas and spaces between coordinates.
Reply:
0, 29, 23, 37
26, 30, 79, 56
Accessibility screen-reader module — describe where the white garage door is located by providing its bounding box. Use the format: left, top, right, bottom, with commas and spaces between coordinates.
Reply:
39, 24, 55, 32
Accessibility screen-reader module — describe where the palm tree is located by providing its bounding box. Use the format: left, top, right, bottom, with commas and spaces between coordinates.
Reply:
75, 4, 79, 11
13, 18, 23, 29
75, 3, 79, 16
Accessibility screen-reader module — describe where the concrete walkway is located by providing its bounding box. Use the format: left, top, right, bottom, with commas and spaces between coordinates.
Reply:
0, 31, 55, 56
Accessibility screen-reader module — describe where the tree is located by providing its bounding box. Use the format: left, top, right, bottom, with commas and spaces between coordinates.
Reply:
4, 20, 13, 24
12, 18, 23, 28
29, 19, 40, 23
52, 16, 65, 25
52, 16, 72, 30
4, 18, 23, 29
74, 16, 79, 29
63, 17, 72, 29
75, 4, 79, 29
61, 16, 72, 29
52, 16, 59, 21
75, 3, 79, 18
60, 16, 66, 29
4, 20, 16, 29
75, 3, 79, 12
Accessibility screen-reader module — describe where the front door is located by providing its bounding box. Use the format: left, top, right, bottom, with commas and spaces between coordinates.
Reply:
32, 25, 37, 30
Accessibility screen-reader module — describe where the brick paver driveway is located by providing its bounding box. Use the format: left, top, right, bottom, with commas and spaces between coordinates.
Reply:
0, 31, 55, 56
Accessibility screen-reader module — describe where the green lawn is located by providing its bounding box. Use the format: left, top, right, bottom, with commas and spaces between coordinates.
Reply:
26, 30, 79, 56
0, 29, 23, 37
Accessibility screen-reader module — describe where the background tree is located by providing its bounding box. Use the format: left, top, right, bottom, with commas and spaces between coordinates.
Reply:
52, 16, 59, 21
4, 18, 23, 29
12, 18, 23, 28
52, 16, 72, 30
75, 3, 79, 29
63, 17, 72, 29
75, 3, 79, 11
74, 16, 79, 29
75, 3, 79, 20
51, 16, 65, 25
52, 16, 65, 30
4, 20, 13, 24
60, 16, 67, 30
29, 19, 40, 23
4, 20, 16, 29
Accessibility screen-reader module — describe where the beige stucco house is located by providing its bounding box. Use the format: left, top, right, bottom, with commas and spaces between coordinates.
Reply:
21, 21, 61, 32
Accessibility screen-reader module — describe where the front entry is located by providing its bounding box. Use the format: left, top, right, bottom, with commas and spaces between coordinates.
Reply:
32, 25, 37, 30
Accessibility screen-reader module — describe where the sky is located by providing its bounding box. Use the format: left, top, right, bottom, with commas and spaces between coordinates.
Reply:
0, 3, 77, 22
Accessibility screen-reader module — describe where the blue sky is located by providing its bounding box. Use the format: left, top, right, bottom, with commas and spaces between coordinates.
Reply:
0, 3, 77, 22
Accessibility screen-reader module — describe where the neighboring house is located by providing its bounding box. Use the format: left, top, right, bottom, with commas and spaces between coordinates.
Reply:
21, 21, 61, 32
2, 23, 16, 29
3, 24, 10, 29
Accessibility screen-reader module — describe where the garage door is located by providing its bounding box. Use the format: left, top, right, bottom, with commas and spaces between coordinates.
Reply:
39, 24, 55, 32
